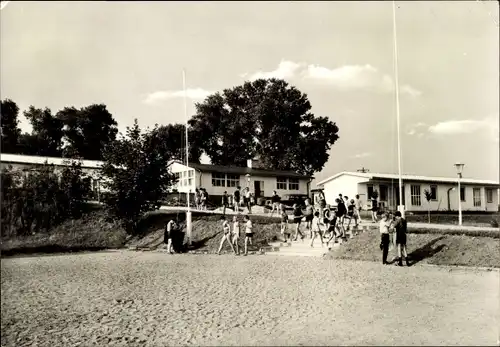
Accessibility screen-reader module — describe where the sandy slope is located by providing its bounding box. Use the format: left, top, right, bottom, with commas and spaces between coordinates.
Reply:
1, 252, 498, 346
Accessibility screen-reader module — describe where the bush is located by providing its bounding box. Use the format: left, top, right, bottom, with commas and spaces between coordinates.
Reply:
0, 161, 90, 237
490, 219, 499, 228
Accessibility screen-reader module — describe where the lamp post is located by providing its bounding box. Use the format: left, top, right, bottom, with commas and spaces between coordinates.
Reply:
454, 162, 465, 226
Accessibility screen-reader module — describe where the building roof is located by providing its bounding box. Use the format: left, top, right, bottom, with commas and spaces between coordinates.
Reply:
1, 153, 103, 169
174, 161, 313, 179
316, 171, 500, 187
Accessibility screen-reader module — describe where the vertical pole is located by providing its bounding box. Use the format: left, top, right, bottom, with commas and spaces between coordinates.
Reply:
392, 0, 404, 218
458, 176, 462, 226
183, 69, 192, 245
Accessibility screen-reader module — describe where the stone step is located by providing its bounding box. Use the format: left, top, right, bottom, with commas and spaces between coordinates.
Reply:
265, 251, 327, 258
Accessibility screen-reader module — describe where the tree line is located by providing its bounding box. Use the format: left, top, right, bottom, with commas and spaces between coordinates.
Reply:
1, 78, 341, 234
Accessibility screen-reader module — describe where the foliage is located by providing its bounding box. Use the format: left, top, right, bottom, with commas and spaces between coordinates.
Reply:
189, 78, 339, 175
56, 104, 118, 160
100, 119, 176, 233
0, 99, 21, 153
149, 123, 201, 163
0, 162, 90, 237
19, 106, 64, 157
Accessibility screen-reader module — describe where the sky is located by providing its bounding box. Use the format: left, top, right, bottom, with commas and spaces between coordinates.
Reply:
1, 1, 499, 185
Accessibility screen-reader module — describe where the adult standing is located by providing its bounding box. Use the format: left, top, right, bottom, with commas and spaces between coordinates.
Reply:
336, 197, 347, 233
164, 219, 178, 254
394, 211, 410, 266
318, 190, 327, 219
233, 186, 241, 214
271, 191, 281, 216
379, 212, 391, 264
221, 191, 229, 215
303, 198, 314, 238
371, 195, 379, 222
245, 187, 252, 214
195, 188, 201, 210
244, 215, 253, 256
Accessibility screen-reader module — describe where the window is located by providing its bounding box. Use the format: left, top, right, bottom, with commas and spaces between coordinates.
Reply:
277, 178, 287, 190
486, 189, 493, 203
211, 173, 226, 187
367, 185, 374, 199
188, 170, 194, 178
460, 187, 466, 202
226, 174, 240, 188
182, 171, 187, 178
429, 185, 438, 201
379, 185, 388, 201
288, 178, 299, 190
473, 188, 481, 207
410, 185, 421, 206
188, 178, 193, 186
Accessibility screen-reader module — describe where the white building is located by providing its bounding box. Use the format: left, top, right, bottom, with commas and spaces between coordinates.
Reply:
316, 171, 499, 212
169, 159, 313, 199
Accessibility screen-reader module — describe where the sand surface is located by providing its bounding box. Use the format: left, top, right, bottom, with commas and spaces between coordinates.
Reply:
1, 251, 498, 346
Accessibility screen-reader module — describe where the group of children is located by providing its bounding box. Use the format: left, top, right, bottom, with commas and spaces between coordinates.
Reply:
217, 214, 254, 256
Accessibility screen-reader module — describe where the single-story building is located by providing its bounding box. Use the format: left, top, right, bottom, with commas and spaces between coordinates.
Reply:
0, 153, 103, 199
169, 158, 313, 201
1, 154, 313, 204
316, 171, 499, 212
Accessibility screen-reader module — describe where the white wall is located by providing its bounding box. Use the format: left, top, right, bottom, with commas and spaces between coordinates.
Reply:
199, 172, 309, 197
169, 162, 196, 193
319, 173, 499, 212
320, 174, 369, 206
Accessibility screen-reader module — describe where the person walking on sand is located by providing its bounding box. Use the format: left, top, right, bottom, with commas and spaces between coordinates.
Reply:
233, 186, 241, 214
325, 210, 342, 247
393, 211, 409, 266
379, 212, 392, 265
244, 215, 254, 256
164, 219, 178, 254
280, 203, 291, 243
271, 191, 281, 216
292, 203, 305, 241
355, 194, 363, 223
221, 191, 229, 215
310, 211, 324, 248
231, 215, 241, 255
217, 216, 236, 255
346, 199, 359, 232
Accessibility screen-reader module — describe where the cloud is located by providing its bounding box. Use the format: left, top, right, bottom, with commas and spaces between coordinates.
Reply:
353, 152, 371, 159
407, 122, 427, 136
144, 88, 213, 104
427, 116, 499, 142
428, 118, 494, 135
303, 63, 421, 97
241, 60, 304, 81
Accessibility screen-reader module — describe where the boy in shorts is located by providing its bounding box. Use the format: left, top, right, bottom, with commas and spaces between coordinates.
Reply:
280, 203, 291, 243
292, 203, 305, 241
310, 211, 324, 247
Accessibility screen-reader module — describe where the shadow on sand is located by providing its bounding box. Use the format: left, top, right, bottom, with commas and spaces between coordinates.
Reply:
406, 236, 446, 266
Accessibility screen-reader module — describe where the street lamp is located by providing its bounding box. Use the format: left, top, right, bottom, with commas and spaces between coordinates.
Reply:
454, 162, 465, 226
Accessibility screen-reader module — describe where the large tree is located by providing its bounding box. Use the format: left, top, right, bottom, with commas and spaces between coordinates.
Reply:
0, 99, 21, 154
149, 123, 201, 164
19, 106, 64, 157
57, 104, 118, 160
100, 119, 176, 233
188, 78, 339, 175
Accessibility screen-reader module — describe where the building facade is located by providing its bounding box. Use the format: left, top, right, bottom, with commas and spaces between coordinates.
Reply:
316, 171, 499, 212
169, 159, 313, 199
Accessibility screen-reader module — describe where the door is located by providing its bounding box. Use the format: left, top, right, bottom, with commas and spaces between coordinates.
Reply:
395, 185, 406, 206
254, 181, 264, 197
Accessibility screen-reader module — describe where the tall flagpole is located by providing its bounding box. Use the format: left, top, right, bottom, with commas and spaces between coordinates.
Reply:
183, 69, 192, 245
392, 0, 405, 217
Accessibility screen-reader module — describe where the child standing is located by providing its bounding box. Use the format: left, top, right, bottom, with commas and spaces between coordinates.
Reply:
244, 215, 253, 256
280, 204, 291, 243
325, 210, 341, 247
310, 211, 324, 247
346, 199, 359, 231
379, 212, 391, 264
232, 216, 241, 255
164, 219, 178, 254
394, 211, 409, 266
217, 216, 236, 255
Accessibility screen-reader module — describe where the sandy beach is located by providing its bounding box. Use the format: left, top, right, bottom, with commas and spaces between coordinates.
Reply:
1, 251, 498, 346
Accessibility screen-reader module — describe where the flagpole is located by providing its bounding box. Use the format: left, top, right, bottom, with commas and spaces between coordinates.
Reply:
183, 69, 192, 245
392, 0, 405, 217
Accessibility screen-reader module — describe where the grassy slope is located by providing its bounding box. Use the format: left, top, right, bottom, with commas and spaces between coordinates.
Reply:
325, 229, 500, 268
